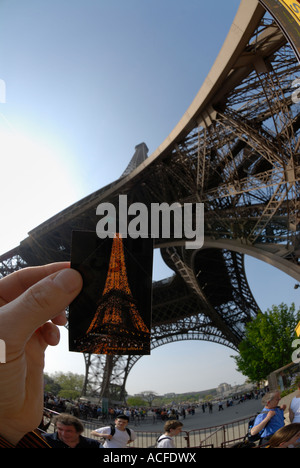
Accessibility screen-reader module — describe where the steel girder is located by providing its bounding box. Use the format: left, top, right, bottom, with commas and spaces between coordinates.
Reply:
0, 1, 300, 401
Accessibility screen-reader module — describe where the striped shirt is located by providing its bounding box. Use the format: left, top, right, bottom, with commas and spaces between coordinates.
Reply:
0, 430, 51, 448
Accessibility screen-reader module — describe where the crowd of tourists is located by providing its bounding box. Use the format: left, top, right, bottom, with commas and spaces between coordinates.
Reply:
43, 392, 197, 425
40, 390, 300, 448
43, 389, 262, 423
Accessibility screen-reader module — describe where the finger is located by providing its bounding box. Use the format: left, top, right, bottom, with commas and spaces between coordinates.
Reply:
0, 262, 71, 305
37, 322, 61, 347
0, 268, 82, 344
51, 310, 67, 326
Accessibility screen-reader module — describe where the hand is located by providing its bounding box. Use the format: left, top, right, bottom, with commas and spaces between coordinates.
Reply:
0, 262, 82, 445
266, 410, 276, 420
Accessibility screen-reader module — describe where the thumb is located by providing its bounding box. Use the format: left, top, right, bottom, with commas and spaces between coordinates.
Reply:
3, 268, 82, 345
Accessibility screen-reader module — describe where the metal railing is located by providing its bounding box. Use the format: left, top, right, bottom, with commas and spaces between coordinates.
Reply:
43, 408, 254, 448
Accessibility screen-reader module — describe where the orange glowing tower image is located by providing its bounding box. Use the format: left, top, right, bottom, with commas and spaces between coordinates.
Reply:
77, 233, 150, 354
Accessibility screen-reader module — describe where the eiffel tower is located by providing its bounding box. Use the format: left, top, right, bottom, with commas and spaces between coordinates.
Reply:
0, 1, 299, 401
74, 233, 150, 355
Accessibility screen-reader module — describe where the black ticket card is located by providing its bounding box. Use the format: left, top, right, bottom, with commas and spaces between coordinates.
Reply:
68, 231, 153, 355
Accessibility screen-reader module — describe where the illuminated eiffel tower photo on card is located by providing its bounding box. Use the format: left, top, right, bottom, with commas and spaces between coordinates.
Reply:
68, 231, 153, 355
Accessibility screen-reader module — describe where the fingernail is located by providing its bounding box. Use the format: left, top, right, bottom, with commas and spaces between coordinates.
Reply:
52, 269, 82, 294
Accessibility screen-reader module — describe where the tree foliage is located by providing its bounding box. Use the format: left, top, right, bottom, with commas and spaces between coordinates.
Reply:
233, 303, 300, 383
138, 391, 158, 406
126, 396, 147, 407
44, 372, 85, 399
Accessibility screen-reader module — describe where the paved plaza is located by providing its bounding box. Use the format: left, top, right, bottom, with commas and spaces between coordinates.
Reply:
129, 397, 264, 433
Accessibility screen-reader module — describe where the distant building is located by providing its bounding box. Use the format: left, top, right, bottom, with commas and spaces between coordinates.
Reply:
217, 383, 232, 394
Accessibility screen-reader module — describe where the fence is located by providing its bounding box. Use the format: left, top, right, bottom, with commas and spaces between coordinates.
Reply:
127, 415, 251, 448
185, 416, 250, 448
43, 408, 253, 448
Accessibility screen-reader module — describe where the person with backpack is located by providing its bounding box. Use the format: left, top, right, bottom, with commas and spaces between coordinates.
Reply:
249, 391, 286, 445
91, 414, 136, 448
156, 420, 183, 448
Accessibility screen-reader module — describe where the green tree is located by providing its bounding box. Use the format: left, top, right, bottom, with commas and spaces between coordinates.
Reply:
233, 303, 300, 383
44, 372, 85, 400
139, 391, 158, 406
44, 373, 62, 395
126, 396, 147, 407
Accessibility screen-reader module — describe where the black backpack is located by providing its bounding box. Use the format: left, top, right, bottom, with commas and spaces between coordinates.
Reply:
110, 424, 132, 440
246, 410, 269, 442
148, 436, 172, 448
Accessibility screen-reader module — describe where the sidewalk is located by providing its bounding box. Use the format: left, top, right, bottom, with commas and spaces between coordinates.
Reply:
129, 397, 263, 433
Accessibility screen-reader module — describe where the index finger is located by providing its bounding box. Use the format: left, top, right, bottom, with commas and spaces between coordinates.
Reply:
0, 262, 71, 305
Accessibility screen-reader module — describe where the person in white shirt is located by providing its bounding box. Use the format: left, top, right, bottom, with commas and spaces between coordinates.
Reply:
91, 414, 136, 448
156, 420, 183, 448
289, 382, 300, 423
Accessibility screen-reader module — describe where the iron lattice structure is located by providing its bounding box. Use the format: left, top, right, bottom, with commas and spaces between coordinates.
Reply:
0, 0, 300, 401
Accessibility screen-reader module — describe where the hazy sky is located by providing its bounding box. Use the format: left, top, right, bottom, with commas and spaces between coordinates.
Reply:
0, 0, 299, 395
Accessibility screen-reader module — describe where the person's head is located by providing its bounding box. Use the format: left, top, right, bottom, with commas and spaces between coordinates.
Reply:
54, 413, 84, 446
164, 420, 183, 436
268, 423, 300, 448
115, 414, 129, 431
262, 391, 281, 409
